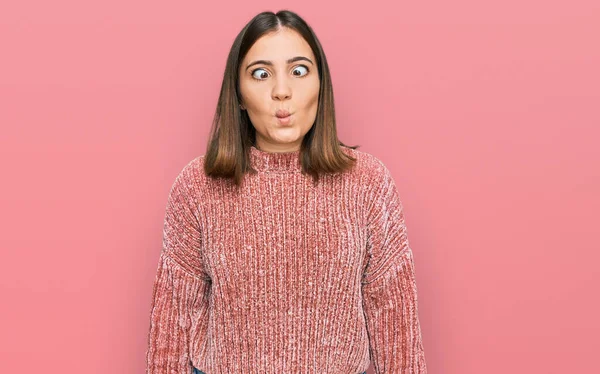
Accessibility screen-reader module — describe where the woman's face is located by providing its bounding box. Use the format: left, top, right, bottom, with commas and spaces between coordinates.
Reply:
238, 27, 320, 152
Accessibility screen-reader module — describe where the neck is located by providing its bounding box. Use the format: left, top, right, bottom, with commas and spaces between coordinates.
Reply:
249, 145, 301, 173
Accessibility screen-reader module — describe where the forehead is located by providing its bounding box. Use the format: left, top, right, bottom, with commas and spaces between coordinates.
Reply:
243, 28, 315, 63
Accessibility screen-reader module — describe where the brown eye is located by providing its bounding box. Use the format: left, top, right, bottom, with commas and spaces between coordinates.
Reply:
251, 68, 269, 80
292, 65, 309, 77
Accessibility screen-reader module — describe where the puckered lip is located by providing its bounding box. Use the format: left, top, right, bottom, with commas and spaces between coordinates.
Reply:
275, 109, 291, 118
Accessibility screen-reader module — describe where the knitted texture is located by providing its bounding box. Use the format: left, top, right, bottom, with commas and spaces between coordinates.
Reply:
145, 145, 427, 373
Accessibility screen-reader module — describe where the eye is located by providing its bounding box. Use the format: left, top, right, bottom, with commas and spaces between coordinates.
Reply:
251, 68, 269, 80
250, 65, 310, 81
292, 65, 309, 77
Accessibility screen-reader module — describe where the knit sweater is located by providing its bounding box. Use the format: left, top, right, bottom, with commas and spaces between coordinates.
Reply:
145, 145, 427, 374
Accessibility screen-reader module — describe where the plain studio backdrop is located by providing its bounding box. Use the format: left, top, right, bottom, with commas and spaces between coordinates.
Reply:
0, 1, 598, 373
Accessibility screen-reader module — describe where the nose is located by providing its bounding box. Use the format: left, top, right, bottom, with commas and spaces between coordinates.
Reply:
271, 76, 292, 101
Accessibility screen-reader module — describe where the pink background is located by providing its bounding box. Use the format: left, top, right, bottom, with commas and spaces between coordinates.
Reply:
1, 1, 599, 373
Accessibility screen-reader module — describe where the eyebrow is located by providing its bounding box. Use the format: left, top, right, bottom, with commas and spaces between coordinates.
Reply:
245, 56, 314, 71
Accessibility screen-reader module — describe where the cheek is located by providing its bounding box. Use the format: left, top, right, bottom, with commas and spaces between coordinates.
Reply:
298, 80, 320, 109
240, 81, 268, 110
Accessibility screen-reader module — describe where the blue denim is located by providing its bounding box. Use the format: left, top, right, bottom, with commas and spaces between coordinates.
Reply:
193, 368, 365, 374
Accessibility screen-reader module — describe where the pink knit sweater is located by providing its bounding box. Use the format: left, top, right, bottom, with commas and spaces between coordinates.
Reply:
145, 145, 427, 373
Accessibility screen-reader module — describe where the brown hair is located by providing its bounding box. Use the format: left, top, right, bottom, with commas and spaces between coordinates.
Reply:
203, 9, 359, 187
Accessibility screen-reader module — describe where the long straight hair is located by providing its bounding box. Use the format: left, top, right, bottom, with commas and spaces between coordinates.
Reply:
203, 10, 358, 187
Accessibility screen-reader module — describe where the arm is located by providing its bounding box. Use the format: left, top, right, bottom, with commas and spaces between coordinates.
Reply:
146, 161, 211, 374
361, 164, 427, 373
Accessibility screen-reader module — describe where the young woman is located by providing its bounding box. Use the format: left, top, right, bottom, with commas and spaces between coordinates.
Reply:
145, 9, 427, 374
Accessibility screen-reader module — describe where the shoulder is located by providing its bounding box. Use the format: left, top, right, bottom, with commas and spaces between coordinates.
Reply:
169, 154, 209, 194
341, 147, 401, 215
340, 145, 394, 184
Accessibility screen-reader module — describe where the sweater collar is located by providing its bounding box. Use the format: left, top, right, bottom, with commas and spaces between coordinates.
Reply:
249, 145, 301, 173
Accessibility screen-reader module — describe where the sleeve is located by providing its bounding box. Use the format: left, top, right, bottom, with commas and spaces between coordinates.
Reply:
361, 164, 427, 373
146, 162, 212, 374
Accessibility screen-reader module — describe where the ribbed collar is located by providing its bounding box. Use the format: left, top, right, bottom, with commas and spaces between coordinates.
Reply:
249, 145, 302, 173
